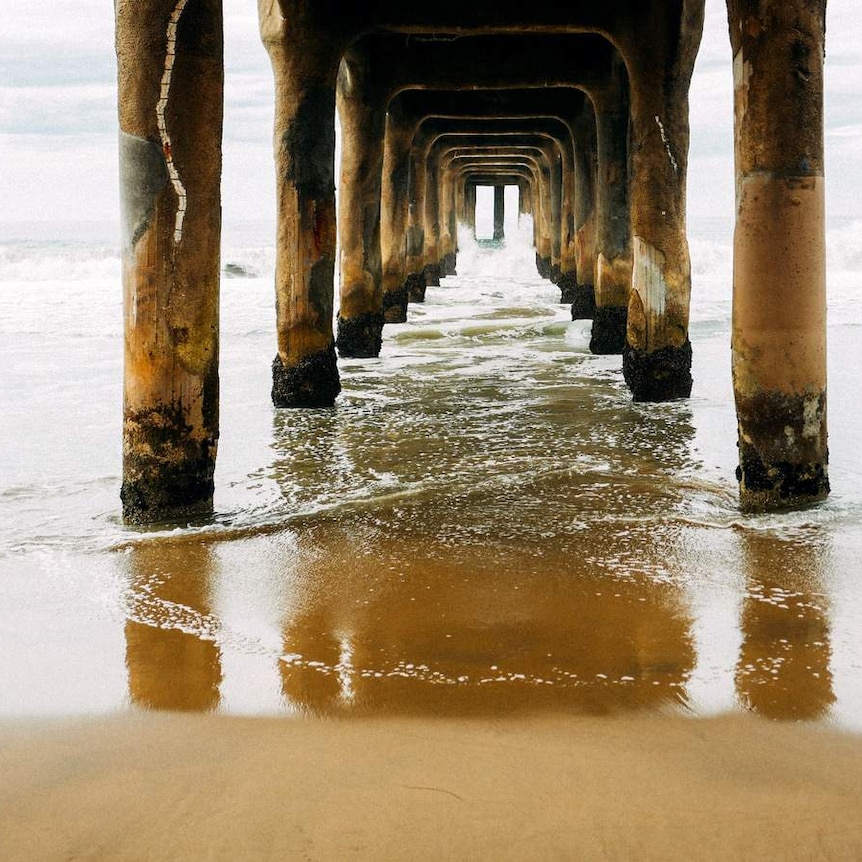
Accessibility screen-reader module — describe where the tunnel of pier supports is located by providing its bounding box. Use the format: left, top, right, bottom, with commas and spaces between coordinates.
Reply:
428, 132, 564, 276
386, 87, 594, 308
430, 128, 568, 274
116, 0, 830, 521
364, 34, 622, 326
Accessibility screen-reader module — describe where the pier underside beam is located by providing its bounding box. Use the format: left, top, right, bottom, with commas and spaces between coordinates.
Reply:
727, 0, 829, 510
117, 0, 223, 524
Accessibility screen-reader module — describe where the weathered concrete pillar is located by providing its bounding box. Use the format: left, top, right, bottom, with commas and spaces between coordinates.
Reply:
591, 77, 633, 355
728, 0, 829, 509
493, 184, 505, 242
557, 128, 579, 304
530, 169, 547, 274
535, 160, 555, 279
260, 5, 342, 407
519, 180, 532, 220
549, 149, 563, 283
440, 166, 458, 274
464, 182, 477, 235
423, 146, 442, 287
447, 171, 459, 274
623, 11, 703, 401
404, 142, 428, 303
380, 100, 413, 323
117, 0, 223, 524
335, 49, 385, 358
571, 102, 598, 319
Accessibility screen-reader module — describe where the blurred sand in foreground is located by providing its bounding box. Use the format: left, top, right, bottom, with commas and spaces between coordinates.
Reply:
2, 712, 862, 860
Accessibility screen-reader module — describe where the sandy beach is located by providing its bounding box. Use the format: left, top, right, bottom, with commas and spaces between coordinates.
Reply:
2, 712, 862, 860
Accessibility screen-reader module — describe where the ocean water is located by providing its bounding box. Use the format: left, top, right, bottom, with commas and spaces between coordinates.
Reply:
2, 215, 862, 725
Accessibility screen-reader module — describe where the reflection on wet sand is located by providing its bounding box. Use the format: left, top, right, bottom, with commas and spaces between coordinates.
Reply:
113, 515, 847, 724
108, 386, 844, 727
124, 542, 222, 712
266, 375, 701, 717
278, 525, 695, 717
736, 529, 834, 720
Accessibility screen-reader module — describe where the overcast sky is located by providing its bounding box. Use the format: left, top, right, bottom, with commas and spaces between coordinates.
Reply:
0, 0, 859, 232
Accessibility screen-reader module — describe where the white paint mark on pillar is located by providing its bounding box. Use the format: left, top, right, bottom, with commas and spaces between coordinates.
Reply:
654, 115, 678, 174
633, 235, 667, 319
732, 48, 753, 205
156, 0, 189, 246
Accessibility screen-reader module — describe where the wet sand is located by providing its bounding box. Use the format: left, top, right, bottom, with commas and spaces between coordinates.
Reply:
2, 712, 862, 860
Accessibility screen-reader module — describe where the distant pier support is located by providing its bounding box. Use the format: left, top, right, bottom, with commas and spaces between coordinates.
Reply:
464, 182, 478, 236
404, 142, 428, 303
534, 161, 555, 278
117, 0, 223, 524
557, 128, 579, 305
548, 152, 563, 283
518, 180, 531, 222
728, 0, 829, 509
493, 185, 505, 242
261, 4, 341, 407
439, 166, 458, 275
335, 48, 385, 358
422, 147, 442, 287
570, 101, 597, 320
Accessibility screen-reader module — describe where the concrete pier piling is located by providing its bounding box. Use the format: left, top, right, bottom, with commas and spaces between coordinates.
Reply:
260, 3, 342, 408
493, 185, 505, 242
571, 101, 598, 320
621, 8, 703, 401
381, 101, 413, 323
404, 141, 428, 303
117, 0, 223, 524
335, 47, 386, 358
115, 0, 832, 518
728, 0, 829, 509
591, 67, 632, 355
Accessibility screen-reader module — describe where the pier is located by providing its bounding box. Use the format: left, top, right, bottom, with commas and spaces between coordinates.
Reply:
116, 0, 829, 522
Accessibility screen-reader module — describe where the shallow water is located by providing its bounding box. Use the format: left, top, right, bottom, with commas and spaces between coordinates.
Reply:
2, 218, 862, 726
